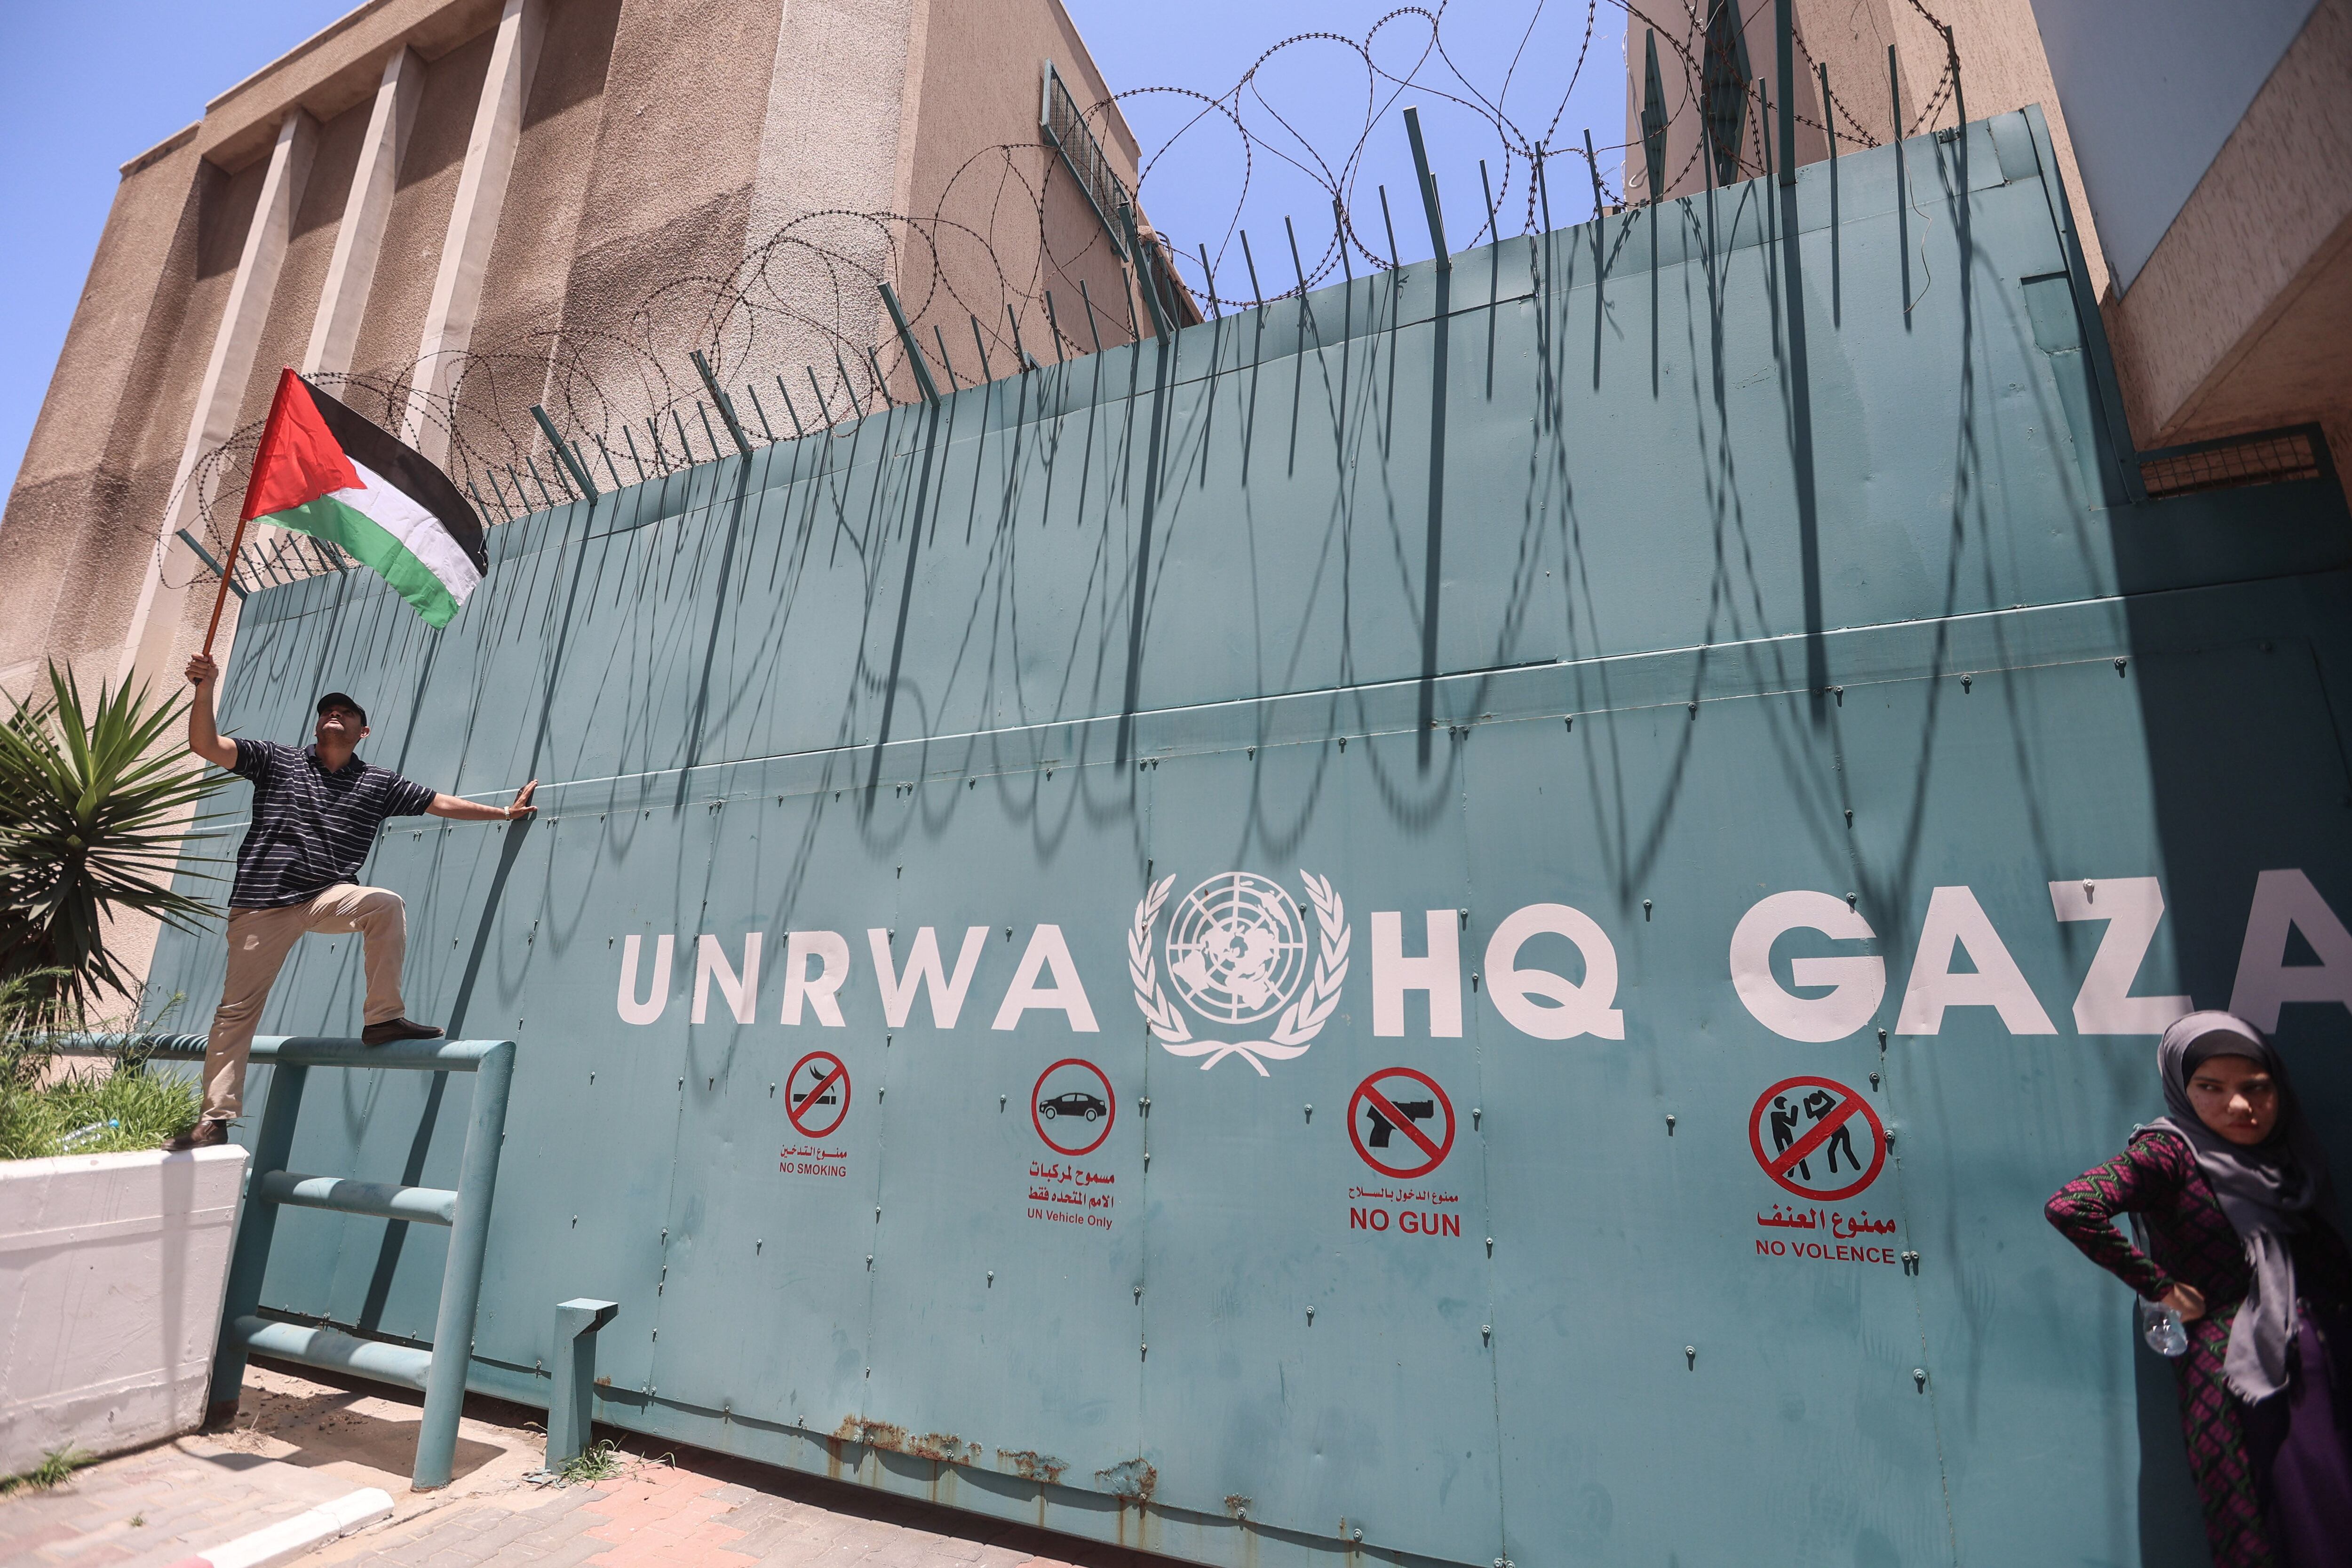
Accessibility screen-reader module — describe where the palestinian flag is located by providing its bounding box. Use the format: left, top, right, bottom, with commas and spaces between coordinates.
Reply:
237, 369, 488, 627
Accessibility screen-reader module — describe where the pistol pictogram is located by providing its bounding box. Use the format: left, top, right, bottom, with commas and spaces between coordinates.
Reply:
1365, 1098, 1435, 1148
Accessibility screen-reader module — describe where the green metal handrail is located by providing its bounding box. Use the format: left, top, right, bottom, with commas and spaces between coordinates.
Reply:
57, 1033, 516, 1490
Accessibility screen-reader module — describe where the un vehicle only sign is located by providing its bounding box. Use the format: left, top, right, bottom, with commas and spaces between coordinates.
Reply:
1032, 1058, 1116, 1157
1749, 1076, 1885, 1202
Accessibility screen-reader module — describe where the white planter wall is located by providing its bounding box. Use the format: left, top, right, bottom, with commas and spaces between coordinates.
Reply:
0, 1146, 246, 1474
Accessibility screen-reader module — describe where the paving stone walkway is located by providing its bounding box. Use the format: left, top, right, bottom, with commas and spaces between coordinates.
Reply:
0, 1365, 1158, 1568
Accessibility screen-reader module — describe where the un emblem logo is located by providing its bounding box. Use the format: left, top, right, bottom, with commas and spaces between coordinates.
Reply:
1165, 873, 1309, 1024
1131, 869, 1351, 1075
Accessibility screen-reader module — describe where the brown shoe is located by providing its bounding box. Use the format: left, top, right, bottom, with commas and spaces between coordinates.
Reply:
164, 1116, 231, 1152
360, 1017, 445, 1046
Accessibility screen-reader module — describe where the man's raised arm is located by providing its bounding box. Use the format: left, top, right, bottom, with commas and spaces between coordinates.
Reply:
183, 654, 238, 770
426, 780, 539, 822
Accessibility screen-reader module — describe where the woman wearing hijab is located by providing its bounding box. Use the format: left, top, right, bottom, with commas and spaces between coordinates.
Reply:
2047, 1011, 2352, 1567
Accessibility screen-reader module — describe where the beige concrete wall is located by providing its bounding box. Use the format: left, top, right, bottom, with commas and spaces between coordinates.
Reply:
899, 0, 1150, 391
2099, 0, 2352, 452
346, 28, 496, 407
452, 0, 623, 461
0, 140, 205, 695
732, 0, 922, 419
542, 0, 778, 446
230, 101, 369, 436
0, 0, 1149, 713
0, 144, 258, 698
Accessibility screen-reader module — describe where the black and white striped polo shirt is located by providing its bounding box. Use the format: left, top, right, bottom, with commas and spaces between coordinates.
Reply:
227, 740, 437, 909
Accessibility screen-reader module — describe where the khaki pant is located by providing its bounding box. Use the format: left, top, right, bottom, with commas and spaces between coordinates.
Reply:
200, 883, 408, 1118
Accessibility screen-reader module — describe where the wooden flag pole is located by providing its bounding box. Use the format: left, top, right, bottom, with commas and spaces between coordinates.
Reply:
199, 516, 250, 659
203, 366, 296, 659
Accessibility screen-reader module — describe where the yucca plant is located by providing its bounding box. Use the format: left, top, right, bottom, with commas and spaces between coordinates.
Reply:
0, 661, 226, 1012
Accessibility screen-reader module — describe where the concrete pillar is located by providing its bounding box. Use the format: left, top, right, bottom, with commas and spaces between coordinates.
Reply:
402, 0, 545, 464
117, 111, 317, 690
303, 48, 424, 377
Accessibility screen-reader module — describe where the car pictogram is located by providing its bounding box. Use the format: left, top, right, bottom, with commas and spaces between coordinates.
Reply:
1040, 1091, 1107, 1122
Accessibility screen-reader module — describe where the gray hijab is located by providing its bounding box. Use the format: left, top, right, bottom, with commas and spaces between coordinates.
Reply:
2147, 1011, 2333, 1401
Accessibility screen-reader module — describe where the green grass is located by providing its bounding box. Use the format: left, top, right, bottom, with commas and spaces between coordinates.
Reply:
0, 1053, 200, 1161
0, 1446, 95, 1495
557, 1438, 625, 1484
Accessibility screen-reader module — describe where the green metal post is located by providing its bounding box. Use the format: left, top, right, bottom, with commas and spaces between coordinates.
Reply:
1776, 0, 1796, 187
688, 350, 755, 455
1120, 206, 1172, 341
934, 324, 961, 390
1944, 24, 1963, 133
516, 457, 553, 508
1007, 303, 1038, 370
175, 530, 247, 598
545, 1297, 619, 1470
1889, 43, 1902, 157
832, 351, 866, 418
1403, 106, 1450, 271
413, 1039, 515, 1488
1042, 291, 1066, 358
529, 407, 596, 499
969, 314, 995, 381
878, 284, 940, 405
742, 382, 776, 442
207, 1061, 309, 1418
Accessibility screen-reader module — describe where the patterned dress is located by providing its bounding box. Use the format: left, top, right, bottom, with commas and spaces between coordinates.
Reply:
2046, 1129, 2352, 1568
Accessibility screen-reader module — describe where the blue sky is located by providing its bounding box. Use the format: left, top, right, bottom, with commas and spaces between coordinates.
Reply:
0, 0, 1623, 495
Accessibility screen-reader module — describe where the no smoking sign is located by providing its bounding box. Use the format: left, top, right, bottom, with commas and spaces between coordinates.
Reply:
785, 1051, 851, 1139
1748, 1076, 1885, 1202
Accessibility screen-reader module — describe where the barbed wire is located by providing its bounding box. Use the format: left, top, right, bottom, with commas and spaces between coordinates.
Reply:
169, 0, 1963, 603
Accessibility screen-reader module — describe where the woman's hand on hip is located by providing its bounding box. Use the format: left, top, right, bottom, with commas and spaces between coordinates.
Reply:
2162, 1284, 2208, 1322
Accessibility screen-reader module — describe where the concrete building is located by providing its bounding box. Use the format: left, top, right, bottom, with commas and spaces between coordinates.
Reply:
1621, 0, 2352, 476
2029, 0, 2352, 462
0, 0, 1153, 700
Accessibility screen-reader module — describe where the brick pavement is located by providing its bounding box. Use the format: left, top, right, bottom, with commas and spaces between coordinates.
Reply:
316, 1445, 1165, 1568
2, 1363, 1168, 1568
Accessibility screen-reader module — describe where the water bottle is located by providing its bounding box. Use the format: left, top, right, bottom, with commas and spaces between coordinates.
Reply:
2139, 1296, 2189, 1357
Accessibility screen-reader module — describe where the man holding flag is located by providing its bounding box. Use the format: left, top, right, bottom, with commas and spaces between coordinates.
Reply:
166, 371, 534, 1151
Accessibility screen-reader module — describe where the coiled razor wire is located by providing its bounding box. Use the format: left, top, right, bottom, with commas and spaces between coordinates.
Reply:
169, 0, 1963, 599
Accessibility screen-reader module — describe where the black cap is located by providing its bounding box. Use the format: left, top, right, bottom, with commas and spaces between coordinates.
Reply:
316, 692, 368, 726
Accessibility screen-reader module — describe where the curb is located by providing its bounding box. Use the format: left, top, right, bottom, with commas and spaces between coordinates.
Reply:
161, 1486, 395, 1568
